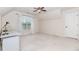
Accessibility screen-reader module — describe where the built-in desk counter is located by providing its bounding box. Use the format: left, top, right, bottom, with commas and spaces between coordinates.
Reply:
0, 32, 21, 51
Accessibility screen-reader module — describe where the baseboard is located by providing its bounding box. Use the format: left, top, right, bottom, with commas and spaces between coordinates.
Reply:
38, 32, 79, 40
20, 32, 79, 40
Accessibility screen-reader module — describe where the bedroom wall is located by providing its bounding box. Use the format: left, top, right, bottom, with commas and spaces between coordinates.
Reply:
38, 8, 79, 37
2, 11, 20, 32
0, 16, 1, 31
2, 11, 39, 33
38, 9, 64, 36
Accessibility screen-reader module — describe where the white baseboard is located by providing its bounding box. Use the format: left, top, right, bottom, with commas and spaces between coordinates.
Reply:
38, 32, 79, 40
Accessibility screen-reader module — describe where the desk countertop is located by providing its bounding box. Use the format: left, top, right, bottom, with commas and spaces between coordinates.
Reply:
0, 32, 21, 39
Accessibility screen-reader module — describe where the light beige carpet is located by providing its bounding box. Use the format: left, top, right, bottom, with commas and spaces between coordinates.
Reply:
20, 33, 79, 51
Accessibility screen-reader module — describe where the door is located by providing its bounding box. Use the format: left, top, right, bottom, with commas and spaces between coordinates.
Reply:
65, 12, 78, 38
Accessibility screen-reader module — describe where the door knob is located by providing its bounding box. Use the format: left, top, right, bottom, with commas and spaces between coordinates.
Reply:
65, 26, 68, 28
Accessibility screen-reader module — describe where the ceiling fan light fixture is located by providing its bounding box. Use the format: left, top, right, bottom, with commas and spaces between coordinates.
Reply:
33, 7, 47, 13
37, 10, 41, 13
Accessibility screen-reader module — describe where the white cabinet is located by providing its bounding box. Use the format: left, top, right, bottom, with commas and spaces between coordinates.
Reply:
64, 12, 79, 38
2, 32, 20, 51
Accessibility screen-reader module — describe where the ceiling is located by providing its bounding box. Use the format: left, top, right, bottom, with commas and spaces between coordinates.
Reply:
0, 7, 78, 16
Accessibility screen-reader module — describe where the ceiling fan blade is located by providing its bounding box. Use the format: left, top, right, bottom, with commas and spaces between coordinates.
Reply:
42, 10, 46, 11
33, 9, 38, 12
33, 8, 41, 12
34, 7, 40, 9
34, 7, 38, 9
40, 7, 44, 9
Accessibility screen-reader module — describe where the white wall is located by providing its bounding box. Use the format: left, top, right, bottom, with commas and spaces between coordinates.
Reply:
2, 11, 39, 34
0, 16, 1, 31
0, 16, 1, 28
38, 8, 79, 38
32, 17, 39, 33
2, 11, 20, 32
38, 9, 64, 36
1, 8, 78, 38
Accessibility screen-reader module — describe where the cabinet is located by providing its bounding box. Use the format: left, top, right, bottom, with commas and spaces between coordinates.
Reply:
2, 32, 20, 51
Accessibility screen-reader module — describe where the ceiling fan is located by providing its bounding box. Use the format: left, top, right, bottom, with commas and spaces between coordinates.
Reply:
33, 7, 47, 13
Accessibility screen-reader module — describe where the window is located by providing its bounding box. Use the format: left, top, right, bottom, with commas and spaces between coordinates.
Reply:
20, 16, 32, 31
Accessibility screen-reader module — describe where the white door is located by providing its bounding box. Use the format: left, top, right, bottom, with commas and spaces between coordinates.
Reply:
65, 12, 78, 38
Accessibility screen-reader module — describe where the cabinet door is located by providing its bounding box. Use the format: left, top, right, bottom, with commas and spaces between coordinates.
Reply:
65, 12, 78, 38
2, 36, 20, 51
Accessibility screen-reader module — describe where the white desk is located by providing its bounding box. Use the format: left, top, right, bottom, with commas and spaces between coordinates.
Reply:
0, 32, 21, 51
